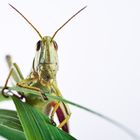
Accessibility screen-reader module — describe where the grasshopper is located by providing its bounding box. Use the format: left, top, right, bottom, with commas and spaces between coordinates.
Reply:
2, 4, 87, 133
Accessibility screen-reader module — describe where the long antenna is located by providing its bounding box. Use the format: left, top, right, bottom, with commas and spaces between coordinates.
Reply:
51, 6, 87, 41
9, 4, 43, 40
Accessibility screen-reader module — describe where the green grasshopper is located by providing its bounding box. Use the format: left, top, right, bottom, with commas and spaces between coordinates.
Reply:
2, 4, 87, 133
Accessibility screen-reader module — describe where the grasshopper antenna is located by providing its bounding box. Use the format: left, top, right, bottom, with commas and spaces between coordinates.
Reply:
51, 6, 87, 41
9, 4, 43, 40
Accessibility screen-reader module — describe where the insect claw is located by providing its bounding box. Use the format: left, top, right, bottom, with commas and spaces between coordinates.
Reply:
1, 87, 10, 98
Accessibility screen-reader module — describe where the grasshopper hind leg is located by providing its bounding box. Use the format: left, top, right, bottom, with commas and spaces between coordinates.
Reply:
1, 68, 13, 97
5, 55, 24, 83
1, 55, 24, 97
51, 101, 71, 133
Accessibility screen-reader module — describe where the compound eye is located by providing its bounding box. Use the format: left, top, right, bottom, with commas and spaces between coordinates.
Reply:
36, 40, 42, 51
53, 40, 58, 51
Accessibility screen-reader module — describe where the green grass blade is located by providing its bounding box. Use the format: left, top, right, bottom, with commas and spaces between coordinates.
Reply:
12, 96, 76, 140
0, 125, 25, 140
0, 109, 18, 118
6, 86, 140, 140
0, 109, 23, 131
0, 109, 25, 140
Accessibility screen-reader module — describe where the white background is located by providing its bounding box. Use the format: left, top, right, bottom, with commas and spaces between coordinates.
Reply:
0, 0, 140, 140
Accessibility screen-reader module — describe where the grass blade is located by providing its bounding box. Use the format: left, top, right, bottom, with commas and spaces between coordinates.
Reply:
0, 125, 25, 140
12, 96, 76, 140
0, 109, 25, 140
6, 86, 140, 140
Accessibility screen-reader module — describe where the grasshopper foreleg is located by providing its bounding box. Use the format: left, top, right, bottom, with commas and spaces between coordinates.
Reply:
17, 78, 48, 100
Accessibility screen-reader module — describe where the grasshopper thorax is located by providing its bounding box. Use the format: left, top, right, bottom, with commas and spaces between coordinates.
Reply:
33, 36, 58, 81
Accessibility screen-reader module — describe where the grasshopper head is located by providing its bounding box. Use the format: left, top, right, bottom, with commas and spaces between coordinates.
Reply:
33, 36, 58, 80
9, 4, 86, 81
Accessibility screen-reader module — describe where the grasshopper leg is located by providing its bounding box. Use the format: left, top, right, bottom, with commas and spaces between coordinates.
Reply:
17, 78, 48, 100
39, 79, 71, 130
17, 78, 39, 91
6, 55, 24, 83
1, 55, 24, 97
4, 55, 41, 98
51, 101, 60, 120
51, 101, 71, 130
58, 113, 71, 129
51, 83, 71, 131
5, 54, 24, 85
2, 68, 14, 97
49, 81, 71, 131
